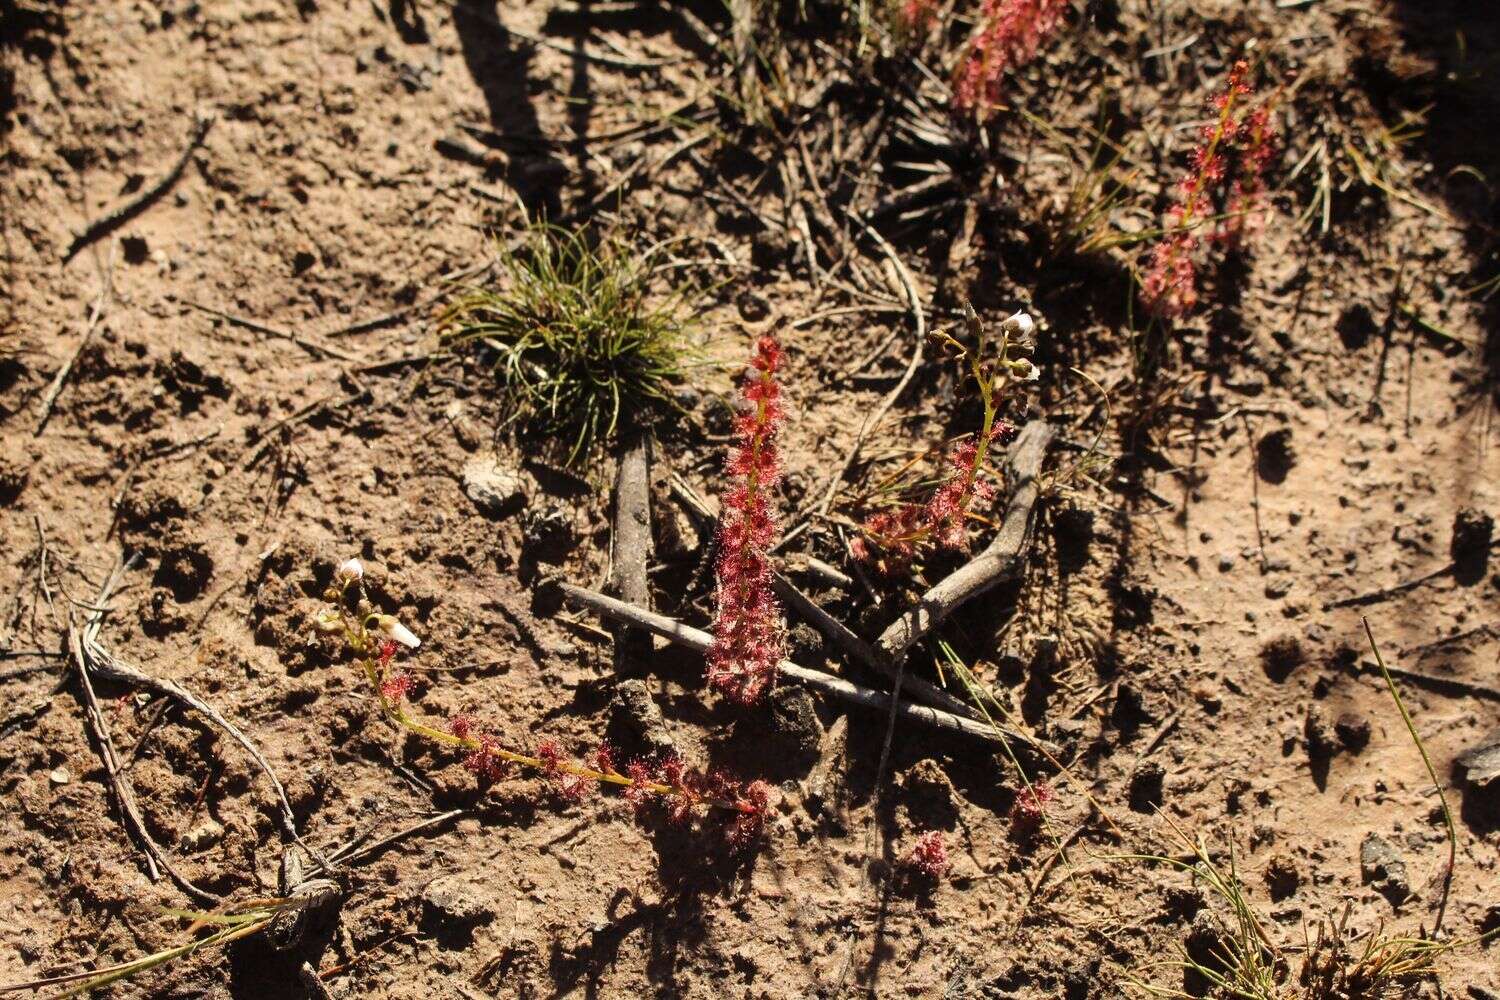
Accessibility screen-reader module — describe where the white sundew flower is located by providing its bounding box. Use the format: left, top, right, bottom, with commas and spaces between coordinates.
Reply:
1001, 310, 1035, 341
312, 608, 343, 635
1014, 358, 1041, 383
374, 614, 422, 649
336, 558, 364, 583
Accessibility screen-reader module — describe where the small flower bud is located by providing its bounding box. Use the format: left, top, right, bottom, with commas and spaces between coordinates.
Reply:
1001, 311, 1035, 339
336, 558, 364, 583
373, 614, 421, 649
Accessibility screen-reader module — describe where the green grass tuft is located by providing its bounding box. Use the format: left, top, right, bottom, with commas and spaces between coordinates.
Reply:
438, 225, 696, 464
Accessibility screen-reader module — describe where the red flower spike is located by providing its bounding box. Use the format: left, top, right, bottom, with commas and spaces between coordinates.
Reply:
953, 0, 1069, 114
1218, 103, 1278, 247
1141, 233, 1200, 319
907, 831, 950, 879
708, 336, 788, 706
1142, 60, 1274, 318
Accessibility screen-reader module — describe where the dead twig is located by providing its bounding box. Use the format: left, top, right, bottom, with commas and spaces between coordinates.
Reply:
182, 299, 359, 364
1323, 564, 1453, 611
1239, 413, 1268, 572
551, 581, 1057, 753
774, 570, 979, 720
805, 218, 927, 525
0, 661, 63, 684
243, 386, 370, 469
1136, 710, 1181, 761
771, 571, 875, 665
69, 614, 218, 903
665, 474, 973, 718
323, 259, 491, 339
1322, 524, 1500, 611
80, 555, 315, 859
313, 809, 467, 874
1401, 622, 1497, 661
1355, 657, 1500, 703
36, 241, 117, 436
785, 554, 853, 591
63, 114, 213, 264
1017, 822, 1090, 916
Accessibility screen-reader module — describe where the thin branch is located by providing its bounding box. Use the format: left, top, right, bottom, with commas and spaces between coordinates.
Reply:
79, 555, 315, 863
36, 242, 117, 436
1355, 658, 1500, 703
69, 616, 218, 904
63, 114, 213, 264
551, 581, 1058, 753
666, 468, 975, 719
181, 299, 360, 364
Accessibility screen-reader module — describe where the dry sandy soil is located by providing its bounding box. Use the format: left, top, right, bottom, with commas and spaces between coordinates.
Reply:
2, 0, 1498, 997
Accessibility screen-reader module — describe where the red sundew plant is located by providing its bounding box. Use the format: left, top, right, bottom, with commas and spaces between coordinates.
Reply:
1140, 60, 1279, 318
315, 559, 772, 846
851, 310, 1037, 571
1219, 102, 1277, 247
898, 0, 940, 33
706, 335, 788, 705
953, 0, 1069, 115
1008, 779, 1053, 837
905, 830, 950, 880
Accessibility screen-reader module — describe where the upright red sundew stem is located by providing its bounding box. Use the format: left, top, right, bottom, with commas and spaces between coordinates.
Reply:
1141, 60, 1265, 318
707, 335, 787, 705
852, 311, 1035, 568
1219, 101, 1278, 247
953, 0, 1069, 115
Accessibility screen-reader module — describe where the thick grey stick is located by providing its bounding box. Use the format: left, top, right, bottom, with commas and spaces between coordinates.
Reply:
608, 433, 654, 671
770, 571, 979, 720
554, 582, 1057, 753
875, 419, 1055, 662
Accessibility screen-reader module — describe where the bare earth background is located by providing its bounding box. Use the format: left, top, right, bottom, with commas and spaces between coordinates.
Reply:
1, 0, 1498, 997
